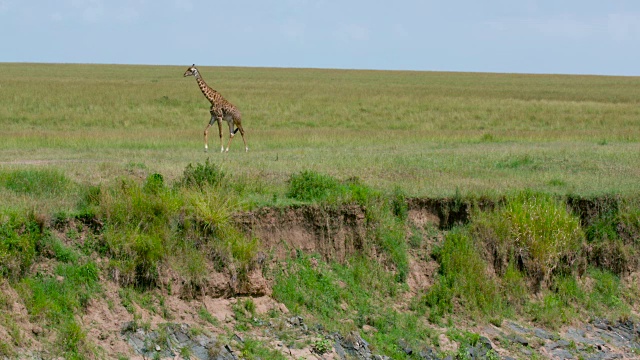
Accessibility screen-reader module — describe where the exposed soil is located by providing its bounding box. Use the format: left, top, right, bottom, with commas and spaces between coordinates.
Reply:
235, 204, 370, 263
1, 196, 639, 359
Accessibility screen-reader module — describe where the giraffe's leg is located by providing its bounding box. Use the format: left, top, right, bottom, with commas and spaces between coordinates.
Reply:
225, 118, 234, 152
234, 121, 248, 152
217, 117, 224, 153
203, 123, 211, 152
204, 112, 217, 152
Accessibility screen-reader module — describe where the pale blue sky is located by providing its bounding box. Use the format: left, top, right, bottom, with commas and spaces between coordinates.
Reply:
1, 0, 639, 75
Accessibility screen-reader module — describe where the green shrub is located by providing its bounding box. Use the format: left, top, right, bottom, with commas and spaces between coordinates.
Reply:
472, 191, 584, 289
99, 177, 180, 288
97, 168, 253, 292
143, 173, 165, 194
286, 170, 341, 202
178, 158, 226, 190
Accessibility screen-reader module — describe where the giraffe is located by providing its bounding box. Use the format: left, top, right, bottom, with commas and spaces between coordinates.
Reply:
183, 64, 248, 152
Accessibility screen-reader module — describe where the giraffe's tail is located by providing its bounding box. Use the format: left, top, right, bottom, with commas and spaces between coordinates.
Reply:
233, 127, 240, 135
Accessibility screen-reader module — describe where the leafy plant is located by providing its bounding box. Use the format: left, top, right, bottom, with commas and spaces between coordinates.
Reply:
312, 338, 332, 354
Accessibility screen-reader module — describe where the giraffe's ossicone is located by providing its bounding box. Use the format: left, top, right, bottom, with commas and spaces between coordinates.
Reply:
184, 64, 248, 153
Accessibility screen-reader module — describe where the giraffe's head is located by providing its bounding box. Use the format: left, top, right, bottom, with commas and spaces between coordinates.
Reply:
183, 64, 199, 77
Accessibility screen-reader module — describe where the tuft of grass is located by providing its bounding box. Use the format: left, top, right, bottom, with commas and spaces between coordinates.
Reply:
97, 164, 257, 293
472, 191, 585, 289
425, 228, 503, 322
239, 337, 288, 360
198, 306, 219, 326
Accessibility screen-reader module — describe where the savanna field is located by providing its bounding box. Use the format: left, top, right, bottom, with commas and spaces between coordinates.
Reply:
0, 63, 639, 359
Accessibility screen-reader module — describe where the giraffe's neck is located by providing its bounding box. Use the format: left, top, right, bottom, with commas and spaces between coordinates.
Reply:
195, 75, 216, 103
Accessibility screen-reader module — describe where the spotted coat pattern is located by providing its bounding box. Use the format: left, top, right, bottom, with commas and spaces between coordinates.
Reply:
184, 64, 247, 152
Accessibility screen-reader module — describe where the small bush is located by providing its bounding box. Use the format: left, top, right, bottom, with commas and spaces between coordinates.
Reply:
472, 191, 584, 289
143, 173, 165, 194
178, 158, 225, 190
286, 170, 341, 202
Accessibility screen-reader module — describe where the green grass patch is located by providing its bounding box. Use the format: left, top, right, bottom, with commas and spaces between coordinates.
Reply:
0, 169, 72, 197
94, 163, 257, 293
472, 191, 585, 289
273, 253, 434, 359
0, 213, 42, 281
584, 196, 640, 275
18, 261, 100, 358
287, 170, 341, 202
2, 64, 640, 198
425, 228, 504, 322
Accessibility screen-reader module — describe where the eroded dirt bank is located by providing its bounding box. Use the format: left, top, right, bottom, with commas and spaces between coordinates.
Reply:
1, 195, 638, 359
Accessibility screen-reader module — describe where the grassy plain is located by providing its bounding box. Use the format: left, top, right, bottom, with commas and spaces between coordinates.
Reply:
1, 62, 639, 210
1, 63, 639, 358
